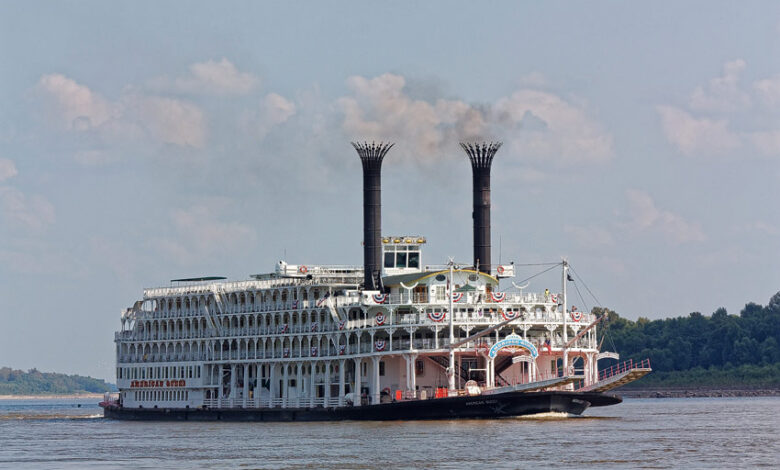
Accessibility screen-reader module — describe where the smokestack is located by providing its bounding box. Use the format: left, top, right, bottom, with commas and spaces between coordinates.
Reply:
460, 142, 502, 275
352, 141, 394, 290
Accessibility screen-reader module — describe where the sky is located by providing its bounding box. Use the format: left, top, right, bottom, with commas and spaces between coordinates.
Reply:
1, 1, 779, 380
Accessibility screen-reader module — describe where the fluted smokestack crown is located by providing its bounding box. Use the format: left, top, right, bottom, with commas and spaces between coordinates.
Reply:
460, 142, 502, 275
352, 141, 394, 290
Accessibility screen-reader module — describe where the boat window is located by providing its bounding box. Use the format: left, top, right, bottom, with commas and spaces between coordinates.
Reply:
395, 252, 407, 268
408, 252, 419, 268
384, 252, 394, 268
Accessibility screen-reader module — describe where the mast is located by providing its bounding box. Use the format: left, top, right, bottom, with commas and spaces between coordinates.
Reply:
562, 259, 569, 376
448, 261, 456, 392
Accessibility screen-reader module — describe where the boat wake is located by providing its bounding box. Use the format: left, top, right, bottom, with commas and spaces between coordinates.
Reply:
512, 412, 573, 420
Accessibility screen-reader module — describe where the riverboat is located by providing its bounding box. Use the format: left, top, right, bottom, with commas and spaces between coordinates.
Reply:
102, 141, 650, 421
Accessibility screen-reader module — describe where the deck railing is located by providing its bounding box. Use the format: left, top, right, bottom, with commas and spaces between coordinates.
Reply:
598, 358, 651, 382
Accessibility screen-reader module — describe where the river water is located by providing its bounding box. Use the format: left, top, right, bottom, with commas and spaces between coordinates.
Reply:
0, 397, 778, 469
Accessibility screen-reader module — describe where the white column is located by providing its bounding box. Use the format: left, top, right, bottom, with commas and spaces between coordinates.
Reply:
282, 365, 289, 408
324, 362, 332, 407
296, 362, 303, 407
269, 364, 276, 406
229, 364, 237, 403
409, 354, 417, 395
371, 356, 380, 405
217, 365, 224, 401
309, 362, 316, 407
254, 364, 260, 408
338, 359, 346, 406
242, 364, 249, 407
354, 358, 362, 406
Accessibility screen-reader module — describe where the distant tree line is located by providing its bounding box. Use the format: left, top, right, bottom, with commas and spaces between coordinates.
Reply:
595, 291, 780, 387
0, 367, 114, 395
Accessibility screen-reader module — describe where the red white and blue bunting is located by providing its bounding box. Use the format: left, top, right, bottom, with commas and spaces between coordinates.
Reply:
501, 309, 519, 321
491, 292, 506, 303
375, 312, 387, 325
373, 293, 389, 304
311, 346, 318, 357
279, 324, 289, 334
338, 344, 346, 355
452, 292, 463, 303
375, 339, 386, 351
571, 310, 583, 322
428, 310, 446, 322
283, 348, 290, 357
311, 322, 318, 332
338, 320, 347, 330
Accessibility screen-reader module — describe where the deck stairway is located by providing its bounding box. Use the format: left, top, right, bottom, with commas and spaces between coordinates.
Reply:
427, 356, 471, 383
582, 358, 652, 392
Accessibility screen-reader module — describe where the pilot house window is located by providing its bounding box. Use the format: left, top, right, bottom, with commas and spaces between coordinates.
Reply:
384, 246, 421, 269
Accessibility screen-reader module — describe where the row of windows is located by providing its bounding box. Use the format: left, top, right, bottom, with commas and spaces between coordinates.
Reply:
118, 365, 202, 380
133, 390, 189, 402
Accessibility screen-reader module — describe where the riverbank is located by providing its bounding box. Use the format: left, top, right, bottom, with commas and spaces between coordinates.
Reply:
0, 393, 104, 400
620, 387, 780, 398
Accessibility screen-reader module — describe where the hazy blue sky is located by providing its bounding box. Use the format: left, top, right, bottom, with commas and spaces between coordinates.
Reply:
1, 1, 779, 379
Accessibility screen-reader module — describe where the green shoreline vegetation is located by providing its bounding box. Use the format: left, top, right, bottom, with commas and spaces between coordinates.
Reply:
0, 367, 114, 395
598, 291, 780, 389
2, 292, 778, 396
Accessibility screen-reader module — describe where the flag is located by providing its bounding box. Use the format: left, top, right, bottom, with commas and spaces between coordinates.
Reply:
567, 273, 574, 282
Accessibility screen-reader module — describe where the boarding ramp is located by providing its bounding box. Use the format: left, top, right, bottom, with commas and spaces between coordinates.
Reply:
583, 358, 652, 392
482, 375, 585, 396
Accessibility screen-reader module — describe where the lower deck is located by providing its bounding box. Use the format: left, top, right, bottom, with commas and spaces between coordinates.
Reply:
104, 389, 622, 421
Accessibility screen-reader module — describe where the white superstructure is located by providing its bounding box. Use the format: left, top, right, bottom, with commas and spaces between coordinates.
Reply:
114, 238, 603, 410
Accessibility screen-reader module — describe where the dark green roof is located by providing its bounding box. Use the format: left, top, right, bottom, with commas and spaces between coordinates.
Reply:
170, 276, 227, 282
455, 284, 477, 292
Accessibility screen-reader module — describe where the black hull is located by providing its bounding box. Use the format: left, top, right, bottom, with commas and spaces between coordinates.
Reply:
102, 390, 621, 422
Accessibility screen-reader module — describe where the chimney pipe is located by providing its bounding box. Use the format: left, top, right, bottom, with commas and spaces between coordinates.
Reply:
352, 141, 394, 290
460, 142, 502, 275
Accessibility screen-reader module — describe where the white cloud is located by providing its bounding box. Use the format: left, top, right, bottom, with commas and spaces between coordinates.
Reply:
36, 74, 115, 130
0, 158, 17, 182
132, 96, 207, 148
689, 59, 751, 113
165, 58, 258, 95
74, 150, 117, 167
0, 186, 55, 231
156, 200, 257, 264
656, 105, 741, 156
625, 189, 705, 244
658, 60, 780, 158
248, 93, 297, 139
564, 224, 615, 247
747, 129, 780, 156
493, 90, 613, 164
753, 75, 780, 106
36, 73, 208, 150
337, 73, 612, 166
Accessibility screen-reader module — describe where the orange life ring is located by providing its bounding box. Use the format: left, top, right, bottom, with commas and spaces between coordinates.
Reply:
497, 266, 505, 275
299, 265, 308, 274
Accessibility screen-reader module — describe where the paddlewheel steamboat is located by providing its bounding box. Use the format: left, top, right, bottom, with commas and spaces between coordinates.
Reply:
102, 141, 650, 421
